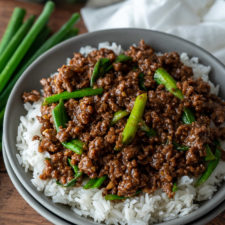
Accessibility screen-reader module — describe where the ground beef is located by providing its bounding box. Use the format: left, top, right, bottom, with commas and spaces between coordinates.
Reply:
24, 40, 225, 198
22, 90, 40, 103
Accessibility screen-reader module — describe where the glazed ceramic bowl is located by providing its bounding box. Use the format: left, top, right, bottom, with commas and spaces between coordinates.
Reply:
1, 141, 72, 225
3, 28, 225, 225
3, 140, 225, 225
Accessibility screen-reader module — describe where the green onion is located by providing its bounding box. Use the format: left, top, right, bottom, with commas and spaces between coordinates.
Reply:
138, 73, 147, 91
139, 119, 156, 137
115, 54, 132, 63
0, 15, 35, 74
52, 100, 84, 155
105, 194, 126, 201
83, 179, 97, 189
205, 144, 216, 161
173, 142, 189, 151
21, 26, 51, 65
83, 176, 107, 189
0, 12, 80, 110
91, 176, 107, 188
111, 110, 129, 125
0, 1, 55, 93
62, 140, 83, 155
172, 182, 178, 192
28, 12, 79, 65
0, 7, 26, 54
154, 68, 184, 100
182, 107, 195, 124
43, 88, 103, 105
181, 107, 216, 161
122, 93, 147, 145
63, 28, 79, 40
68, 158, 82, 178
56, 178, 77, 187
90, 58, 112, 87
105, 190, 141, 201
52, 99, 68, 132
0, 107, 5, 128
195, 146, 221, 187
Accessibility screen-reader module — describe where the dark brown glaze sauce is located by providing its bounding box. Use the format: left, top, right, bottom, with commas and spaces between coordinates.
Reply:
23, 40, 225, 198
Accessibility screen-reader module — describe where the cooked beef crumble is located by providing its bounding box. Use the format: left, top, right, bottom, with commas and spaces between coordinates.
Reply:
24, 40, 225, 198
22, 90, 40, 103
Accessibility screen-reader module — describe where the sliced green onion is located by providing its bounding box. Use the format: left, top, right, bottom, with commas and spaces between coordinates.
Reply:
195, 146, 221, 187
111, 110, 129, 125
173, 142, 189, 151
172, 182, 178, 192
90, 58, 112, 87
63, 140, 83, 155
154, 68, 184, 100
182, 107, 195, 124
105, 194, 126, 201
205, 144, 216, 161
115, 54, 132, 63
52, 99, 68, 132
105, 190, 141, 201
138, 73, 147, 91
83, 176, 107, 189
139, 119, 156, 137
43, 88, 103, 105
122, 93, 147, 145
56, 178, 77, 187
68, 158, 82, 178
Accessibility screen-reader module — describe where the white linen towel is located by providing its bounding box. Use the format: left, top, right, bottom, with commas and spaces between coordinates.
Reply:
81, 0, 225, 64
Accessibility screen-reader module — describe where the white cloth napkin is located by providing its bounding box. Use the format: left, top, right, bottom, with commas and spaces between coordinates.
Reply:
81, 0, 225, 65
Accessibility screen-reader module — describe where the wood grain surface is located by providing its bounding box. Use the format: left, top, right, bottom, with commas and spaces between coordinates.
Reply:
0, 1, 225, 224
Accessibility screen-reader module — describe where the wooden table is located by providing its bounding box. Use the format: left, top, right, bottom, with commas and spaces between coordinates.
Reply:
0, 1, 225, 224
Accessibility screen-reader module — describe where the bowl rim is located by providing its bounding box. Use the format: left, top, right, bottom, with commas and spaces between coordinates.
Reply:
3, 27, 225, 225
2, 140, 72, 225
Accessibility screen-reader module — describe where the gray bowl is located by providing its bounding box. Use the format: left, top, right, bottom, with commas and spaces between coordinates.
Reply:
3, 28, 225, 225
2, 141, 72, 225
3, 140, 225, 225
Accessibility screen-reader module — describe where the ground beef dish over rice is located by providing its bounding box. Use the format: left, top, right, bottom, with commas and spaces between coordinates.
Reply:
18, 40, 225, 224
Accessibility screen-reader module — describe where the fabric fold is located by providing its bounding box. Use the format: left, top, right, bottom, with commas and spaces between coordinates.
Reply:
81, 0, 225, 64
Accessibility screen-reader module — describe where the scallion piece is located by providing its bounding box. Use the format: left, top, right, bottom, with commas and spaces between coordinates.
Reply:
195, 146, 221, 187
43, 88, 103, 105
138, 73, 147, 91
83, 176, 107, 189
62, 140, 83, 155
105, 194, 126, 201
52, 99, 84, 155
115, 54, 132, 63
182, 107, 195, 124
172, 182, 178, 192
154, 68, 184, 100
139, 119, 156, 137
111, 110, 129, 125
122, 93, 147, 145
90, 58, 112, 87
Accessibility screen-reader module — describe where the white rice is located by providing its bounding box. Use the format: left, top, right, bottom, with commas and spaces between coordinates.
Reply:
16, 42, 225, 225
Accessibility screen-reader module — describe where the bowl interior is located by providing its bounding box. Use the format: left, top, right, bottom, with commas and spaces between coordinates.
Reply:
4, 28, 225, 225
